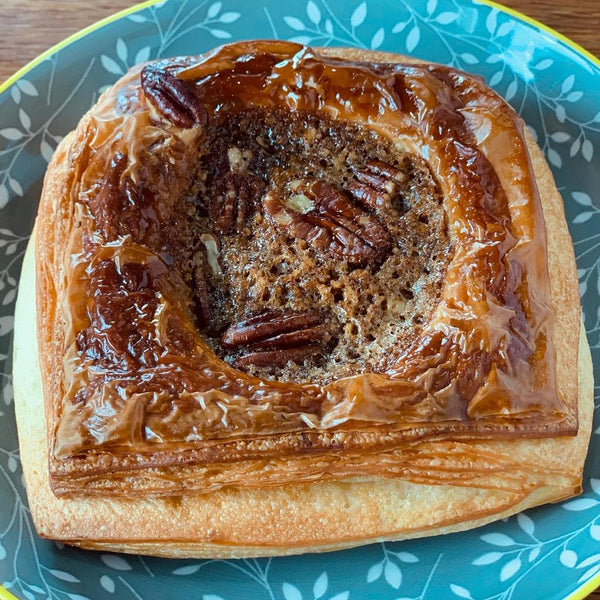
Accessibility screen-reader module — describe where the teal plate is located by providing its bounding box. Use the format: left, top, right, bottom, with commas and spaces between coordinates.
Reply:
1, 1, 599, 599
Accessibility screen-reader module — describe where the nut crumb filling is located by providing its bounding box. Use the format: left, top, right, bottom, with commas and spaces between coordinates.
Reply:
168, 108, 452, 384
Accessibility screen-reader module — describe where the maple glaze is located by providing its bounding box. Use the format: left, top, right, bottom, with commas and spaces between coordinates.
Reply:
53, 41, 567, 465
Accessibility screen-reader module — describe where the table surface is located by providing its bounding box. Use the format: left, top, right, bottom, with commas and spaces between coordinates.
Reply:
1, 0, 599, 598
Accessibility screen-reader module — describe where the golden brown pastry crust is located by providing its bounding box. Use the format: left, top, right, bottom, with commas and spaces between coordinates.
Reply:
33, 43, 581, 498
13, 46, 592, 556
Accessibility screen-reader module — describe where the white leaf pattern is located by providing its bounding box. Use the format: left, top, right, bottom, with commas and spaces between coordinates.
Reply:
450, 583, 473, 599
397, 552, 419, 563
116, 39, 128, 62
480, 533, 515, 546
284, 16, 305, 30
0, 316, 14, 336
219, 12, 240, 23
496, 22, 514, 37
578, 554, 600, 569
209, 29, 232, 39
48, 569, 80, 582
517, 513, 535, 535
10, 86, 21, 104
582, 140, 593, 161
500, 558, 521, 581
435, 12, 458, 24
16, 79, 38, 95
135, 47, 152, 64
290, 36, 312, 45
563, 498, 599, 511
282, 582, 303, 600
0, 128, 24, 140
99, 575, 116, 593
547, 148, 562, 168
550, 132, 570, 143
40, 140, 55, 163
505, 79, 518, 101
207, 2, 222, 18
8, 178, 23, 196
384, 560, 402, 588
561, 74, 575, 94
100, 55, 123, 75
405, 26, 420, 52
350, 2, 367, 28
18, 109, 31, 130
306, 1, 321, 25
489, 71, 503, 86
572, 192, 593, 206
472, 552, 503, 565
460, 53, 478, 64
313, 572, 328, 598
172, 564, 202, 575
485, 10, 497, 34
100, 554, 133, 571
371, 28, 384, 49
559, 550, 578, 568
528, 547, 541, 562
366, 562, 383, 582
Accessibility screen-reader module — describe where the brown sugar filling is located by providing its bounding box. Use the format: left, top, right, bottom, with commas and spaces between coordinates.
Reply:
163, 108, 452, 384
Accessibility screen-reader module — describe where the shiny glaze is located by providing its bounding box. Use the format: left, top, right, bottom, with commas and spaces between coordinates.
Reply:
54, 41, 566, 460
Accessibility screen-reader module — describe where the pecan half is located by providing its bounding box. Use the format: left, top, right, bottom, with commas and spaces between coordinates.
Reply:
221, 310, 334, 369
141, 65, 207, 128
347, 160, 407, 212
209, 172, 251, 234
234, 346, 322, 369
264, 180, 392, 266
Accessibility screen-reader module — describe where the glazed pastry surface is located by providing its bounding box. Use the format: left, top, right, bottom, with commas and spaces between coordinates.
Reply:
35, 42, 578, 497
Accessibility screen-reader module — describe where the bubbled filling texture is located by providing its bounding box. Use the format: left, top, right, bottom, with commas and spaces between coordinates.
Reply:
165, 108, 452, 384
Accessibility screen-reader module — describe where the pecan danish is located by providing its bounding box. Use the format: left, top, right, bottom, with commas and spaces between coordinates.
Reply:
15, 41, 590, 559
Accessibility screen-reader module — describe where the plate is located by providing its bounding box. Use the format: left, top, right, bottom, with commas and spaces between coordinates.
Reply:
1, 1, 599, 599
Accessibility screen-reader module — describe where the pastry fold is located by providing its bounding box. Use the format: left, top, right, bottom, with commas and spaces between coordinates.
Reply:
14, 43, 593, 556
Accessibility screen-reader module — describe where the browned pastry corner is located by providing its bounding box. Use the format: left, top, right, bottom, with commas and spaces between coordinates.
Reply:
13, 41, 593, 558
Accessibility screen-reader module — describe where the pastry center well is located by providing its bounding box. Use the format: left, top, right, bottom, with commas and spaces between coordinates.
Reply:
168, 108, 452, 384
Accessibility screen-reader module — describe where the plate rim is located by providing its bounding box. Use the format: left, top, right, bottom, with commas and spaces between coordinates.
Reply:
0, 0, 597, 97
0, 1, 598, 599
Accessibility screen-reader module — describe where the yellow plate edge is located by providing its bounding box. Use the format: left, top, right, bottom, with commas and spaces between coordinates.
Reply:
0, 0, 162, 95
0, 587, 20, 600
478, 0, 599, 67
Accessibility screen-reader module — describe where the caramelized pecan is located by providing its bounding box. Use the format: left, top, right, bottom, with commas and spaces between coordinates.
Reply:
347, 160, 407, 212
209, 172, 251, 234
264, 180, 392, 266
234, 346, 322, 369
141, 65, 207, 128
221, 310, 334, 369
